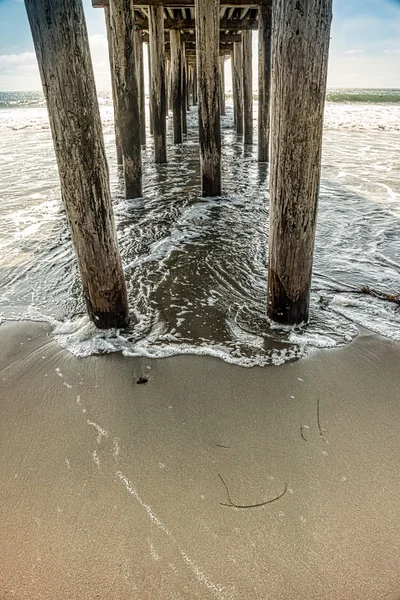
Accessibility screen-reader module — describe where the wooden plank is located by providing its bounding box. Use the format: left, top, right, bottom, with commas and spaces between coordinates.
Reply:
257, 2, 271, 161
242, 29, 252, 144
25, 0, 129, 329
149, 6, 167, 161
196, 0, 221, 196
268, 0, 333, 325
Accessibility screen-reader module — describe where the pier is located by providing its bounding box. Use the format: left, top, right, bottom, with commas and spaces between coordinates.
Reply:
24, 0, 332, 328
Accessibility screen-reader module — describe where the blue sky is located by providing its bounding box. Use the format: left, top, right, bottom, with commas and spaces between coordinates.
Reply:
0, 0, 399, 91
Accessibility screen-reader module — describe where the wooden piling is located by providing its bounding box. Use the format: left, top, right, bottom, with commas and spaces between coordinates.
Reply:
109, 0, 142, 198
167, 59, 172, 112
232, 51, 237, 126
186, 60, 191, 111
233, 41, 243, 135
134, 31, 146, 146
219, 56, 226, 116
195, 0, 222, 196
104, 6, 123, 165
193, 67, 198, 106
258, 2, 272, 161
147, 43, 154, 135
149, 6, 167, 162
170, 30, 183, 143
182, 45, 188, 135
268, 0, 333, 325
242, 30, 253, 144
25, 0, 129, 329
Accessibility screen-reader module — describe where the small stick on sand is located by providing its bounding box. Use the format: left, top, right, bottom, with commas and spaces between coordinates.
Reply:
317, 398, 327, 443
300, 426, 308, 442
218, 474, 288, 509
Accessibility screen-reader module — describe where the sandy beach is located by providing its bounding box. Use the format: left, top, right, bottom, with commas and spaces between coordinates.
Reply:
1, 320, 400, 599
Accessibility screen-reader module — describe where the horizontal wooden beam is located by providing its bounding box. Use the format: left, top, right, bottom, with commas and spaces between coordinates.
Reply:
94, 0, 265, 7
134, 17, 258, 30
166, 47, 232, 56
135, 0, 264, 5
142, 32, 241, 42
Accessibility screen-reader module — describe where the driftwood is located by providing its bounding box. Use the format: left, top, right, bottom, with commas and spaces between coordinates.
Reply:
313, 286, 400, 306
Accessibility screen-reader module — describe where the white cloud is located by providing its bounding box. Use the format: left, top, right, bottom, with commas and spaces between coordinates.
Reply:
0, 51, 36, 67
383, 48, 400, 54
344, 49, 365, 54
89, 33, 108, 49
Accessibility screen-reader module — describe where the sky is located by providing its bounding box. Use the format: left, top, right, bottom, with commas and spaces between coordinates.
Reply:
0, 0, 399, 92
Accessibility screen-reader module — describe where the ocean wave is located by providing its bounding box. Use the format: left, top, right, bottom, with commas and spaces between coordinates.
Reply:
0, 102, 399, 366
326, 89, 400, 104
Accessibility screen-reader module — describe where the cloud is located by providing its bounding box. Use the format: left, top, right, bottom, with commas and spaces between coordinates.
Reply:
344, 49, 365, 54
0, 51, 36, 66
383, 48, 400, 53
88, 33, 108, 49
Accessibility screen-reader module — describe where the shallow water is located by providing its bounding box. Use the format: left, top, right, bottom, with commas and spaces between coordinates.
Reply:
0, 92, 399, 365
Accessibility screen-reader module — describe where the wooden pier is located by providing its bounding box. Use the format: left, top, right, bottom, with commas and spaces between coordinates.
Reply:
25, 0, 332, 328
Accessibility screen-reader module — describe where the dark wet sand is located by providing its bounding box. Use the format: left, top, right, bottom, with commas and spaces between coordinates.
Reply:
1, 321, 400, 600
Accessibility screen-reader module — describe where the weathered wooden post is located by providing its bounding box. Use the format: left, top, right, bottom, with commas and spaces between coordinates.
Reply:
167, 59, 172, 112
268, 0, 332, 324
182, 44, 188, 134
219, 56, 226, 116
188, 65, 193, 107
170, 30, 183, 143
25, 0, 129, 329
104, 7, 123, 165
147, 43, 154, 135
258, 1, 272, 161
233, 41, 243, 135
134, 30, 146, 146
195, 0, 221, 196
109, 0, 142, 198
242, 30, 253, 144
231, 50, 237, 126
193, 67, 198, 106
149, 6, 167, 162
186, 60, 191, 111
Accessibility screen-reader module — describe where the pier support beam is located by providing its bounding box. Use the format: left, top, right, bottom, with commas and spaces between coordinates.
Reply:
193, 67, 198, 106
134, 31, 146, 146
233, 41, 243, 135
268, 0, 332, 325
147, 44, 154, 135
195, 0, 221, 196
182, 45, 188, 134
104, 7, 122, 164
258, 2, 272, 161
170, 30, 183, 143
25, 0, 129, 329
219, 57, 226, 116
110, 0, 142, 198
242, 30, 253, 144
149, 6, 167, 162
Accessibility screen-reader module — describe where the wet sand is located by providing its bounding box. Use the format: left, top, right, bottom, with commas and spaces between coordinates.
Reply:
1, 320, 400, 600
